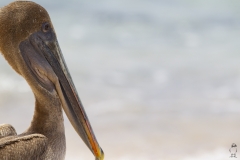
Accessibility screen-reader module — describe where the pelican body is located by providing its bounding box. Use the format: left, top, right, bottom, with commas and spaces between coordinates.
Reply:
0, 1, 104, 160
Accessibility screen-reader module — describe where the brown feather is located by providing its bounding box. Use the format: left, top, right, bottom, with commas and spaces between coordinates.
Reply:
0, 124, 17, 138
0, 134, 48, 160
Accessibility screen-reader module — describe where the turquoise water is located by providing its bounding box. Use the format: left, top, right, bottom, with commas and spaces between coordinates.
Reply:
1, 0, 240, 159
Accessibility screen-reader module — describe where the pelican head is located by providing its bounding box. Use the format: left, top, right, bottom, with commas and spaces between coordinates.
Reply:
0, 1, 104, 159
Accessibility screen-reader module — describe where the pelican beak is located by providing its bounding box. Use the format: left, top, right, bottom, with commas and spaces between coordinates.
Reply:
45, 41, 104, 160
19, 29, 104, 160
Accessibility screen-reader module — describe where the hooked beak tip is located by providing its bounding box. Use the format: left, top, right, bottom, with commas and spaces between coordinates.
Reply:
100, 148, 105, 160
95, 148, 104, 160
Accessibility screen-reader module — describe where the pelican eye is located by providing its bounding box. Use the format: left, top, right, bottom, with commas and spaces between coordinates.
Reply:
42, 22, 50, 32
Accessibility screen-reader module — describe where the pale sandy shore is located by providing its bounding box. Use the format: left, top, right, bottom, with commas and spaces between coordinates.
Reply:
0, 83, 239, 159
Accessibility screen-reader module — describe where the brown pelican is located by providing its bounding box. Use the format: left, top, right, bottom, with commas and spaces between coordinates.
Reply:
0, 1, 104, 160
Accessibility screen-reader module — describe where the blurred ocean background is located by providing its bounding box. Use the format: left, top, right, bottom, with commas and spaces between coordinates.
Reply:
1, 0, 240, 159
